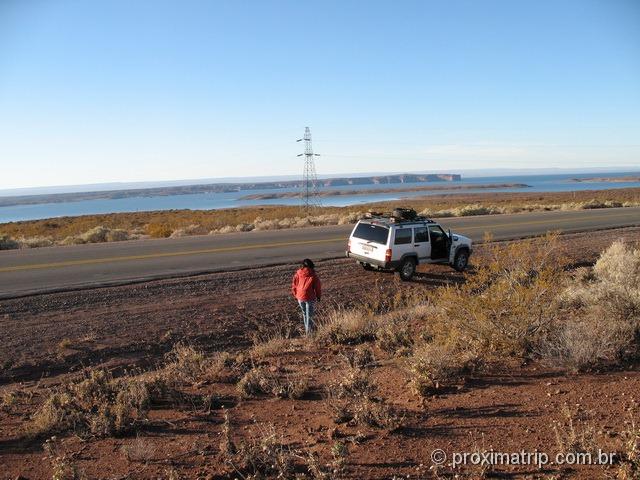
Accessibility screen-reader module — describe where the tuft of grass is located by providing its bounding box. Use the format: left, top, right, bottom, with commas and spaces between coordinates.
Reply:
1, 389, 20, 410
57, 338, 73, 352
315, 308, 378, 345
121, 435, 157, 463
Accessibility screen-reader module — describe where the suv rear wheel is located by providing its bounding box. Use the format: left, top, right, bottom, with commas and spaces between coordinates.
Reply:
398, 257, 416, 281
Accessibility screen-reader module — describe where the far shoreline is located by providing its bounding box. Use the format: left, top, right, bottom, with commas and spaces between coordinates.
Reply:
238, 183, 531, 200
570, 175, 640, 183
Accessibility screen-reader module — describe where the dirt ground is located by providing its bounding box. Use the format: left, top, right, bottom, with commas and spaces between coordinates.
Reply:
1, 227, 640, 479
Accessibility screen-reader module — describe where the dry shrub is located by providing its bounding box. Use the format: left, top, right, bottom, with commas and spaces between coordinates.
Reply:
59, 235, 85, 246
235, 223, 254, 232
105, 229, 129, 242
315, 308, 378, 345
376, 307, 422, 356
453, 204, 501, 216
409, 343, 478, 396
376, 322, 413, 356
221, 418, 296, 479
215, 225, 236, 234
325, 366, 401, 430
342, 346, 375, 369
269, 373, 309, 399
248, 331, 294, 360
210, 211, 360, 236
79, 226, 110, 243
253, 219, 280, 231
335, 367, 376, 399
236, 367, 270, 398
430, 235, 566, 358
162, 343, 206, 385
146, 222, 173, 238
18, 236, 54, 248
1, 389, 20, 411
580, 199, 622, 209
539, 314, 636, 371
617, 419, 640, 480
44, 437, 86, 480
552, 404, 598, 454
338, 211, 361, 225
236, 367, 308, 399
540, 241, 640, 370
169, 224, 205, 238
59, 226, 130, 245
30, 392, 83, 436
29, 369, 162, 438
351, 398, 403, 430
0, 234, 19, 250
204, 351, 237, 382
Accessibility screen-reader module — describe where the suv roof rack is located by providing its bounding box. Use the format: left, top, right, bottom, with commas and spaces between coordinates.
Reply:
364, 210, 436, 224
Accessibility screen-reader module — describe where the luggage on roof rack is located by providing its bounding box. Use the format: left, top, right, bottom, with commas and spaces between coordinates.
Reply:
392, 208, 417, 220
364, 208, 435, 223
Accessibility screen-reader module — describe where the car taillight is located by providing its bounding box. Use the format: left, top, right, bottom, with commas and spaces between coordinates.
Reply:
385, 249, 392, 263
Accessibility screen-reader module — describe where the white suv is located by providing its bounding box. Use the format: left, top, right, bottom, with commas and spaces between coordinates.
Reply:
346, 211, 473, 281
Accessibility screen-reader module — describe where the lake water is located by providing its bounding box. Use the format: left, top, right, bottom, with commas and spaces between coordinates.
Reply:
1, 172, 639, 223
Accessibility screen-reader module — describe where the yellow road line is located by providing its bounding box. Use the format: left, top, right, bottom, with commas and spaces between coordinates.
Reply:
0, 237, 345, 273
0, 210, 637, 273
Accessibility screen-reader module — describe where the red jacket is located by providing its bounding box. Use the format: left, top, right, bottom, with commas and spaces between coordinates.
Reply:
291, 267, 322, 301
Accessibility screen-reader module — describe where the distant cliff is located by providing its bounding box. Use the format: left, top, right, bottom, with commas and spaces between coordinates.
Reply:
0, 173, 461, 208
317, 173, 461, 186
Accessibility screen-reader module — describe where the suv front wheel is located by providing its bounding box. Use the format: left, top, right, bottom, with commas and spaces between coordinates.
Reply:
453, 249, 469, 272
398, 257, 416, 281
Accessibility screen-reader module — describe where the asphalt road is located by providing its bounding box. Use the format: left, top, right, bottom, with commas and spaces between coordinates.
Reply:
1, 207, 639, 298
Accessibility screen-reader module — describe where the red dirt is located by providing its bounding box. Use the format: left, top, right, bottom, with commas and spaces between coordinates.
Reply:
1, 227, 640, 479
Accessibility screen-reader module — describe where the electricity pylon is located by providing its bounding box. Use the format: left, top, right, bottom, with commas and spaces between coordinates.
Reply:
296, 127, 321, 213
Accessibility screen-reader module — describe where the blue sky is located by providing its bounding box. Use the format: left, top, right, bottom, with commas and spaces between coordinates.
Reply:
0, 0, 639, 189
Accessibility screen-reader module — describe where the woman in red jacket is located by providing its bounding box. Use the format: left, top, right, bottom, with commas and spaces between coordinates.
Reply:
291, 258, 322, 335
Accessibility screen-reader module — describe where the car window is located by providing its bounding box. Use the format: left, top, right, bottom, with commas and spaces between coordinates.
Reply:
414, 227, 428, 243
394, 228, 412, 245
428, 225, 447, 242
352, 223, 389, 245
